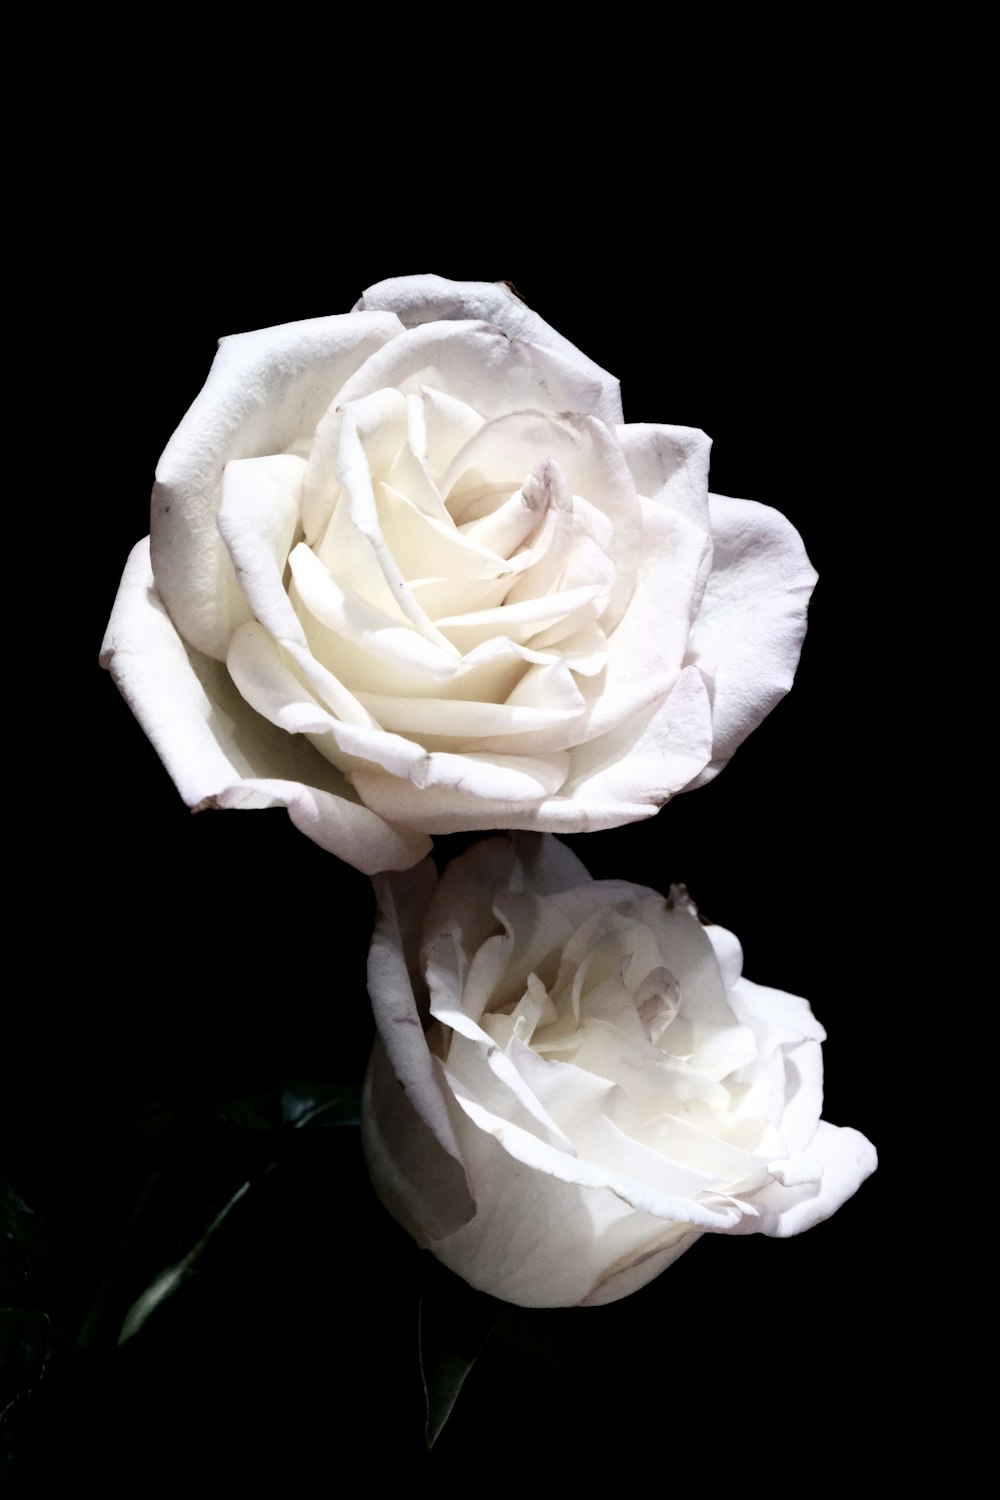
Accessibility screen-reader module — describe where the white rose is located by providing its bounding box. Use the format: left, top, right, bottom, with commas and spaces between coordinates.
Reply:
101, 275, 817, 876
361, 834, 876, 1308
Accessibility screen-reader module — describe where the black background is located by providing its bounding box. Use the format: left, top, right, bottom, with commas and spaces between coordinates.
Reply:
9, 215, 897, 1486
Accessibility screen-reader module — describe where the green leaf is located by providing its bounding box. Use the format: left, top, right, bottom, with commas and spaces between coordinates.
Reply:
0, 1308, 69, 1485
418, 1260, 500, 1449
215, 1091, 284, 1132
117, 1178, 252, 1346
0, 1309, 55, 1414
109, 1080, 361, 1348
283, 1081, 361, 1128
0, 1178, 49, 1308
214, 1079, 361, 1133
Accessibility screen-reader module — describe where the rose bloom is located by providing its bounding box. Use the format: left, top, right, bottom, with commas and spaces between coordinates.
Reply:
102, 275, 816, 875
362, 835, 876, 1308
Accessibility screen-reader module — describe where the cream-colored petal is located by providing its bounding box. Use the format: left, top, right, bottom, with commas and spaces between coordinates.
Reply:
686, 493, 818, 787
576, 496, 712, 745
550, 665, 714, 819
729, 1121, 878, 1238
324, 397, 459, 652
615, 422, 712, 531
215, 776, 429, 873
355, 274, 623, 425
353, 750, 571, 825
289, 543, 460, 681
333, 320, 618, 432
353, 685, 584, 746
443, 410, 640, 634
362, 864, 475, 1240
101, 539, 426, 872
580, 1231, 701, 1307
433, 583, 609, 654
150, 311, 402, 659
216, 454, 307, 643
418, 387, 487, 475
227, 620, 430, 779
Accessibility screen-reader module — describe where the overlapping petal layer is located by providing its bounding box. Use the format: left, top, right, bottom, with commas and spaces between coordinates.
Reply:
362, 836, 877, 1307
103, 276, 817, 871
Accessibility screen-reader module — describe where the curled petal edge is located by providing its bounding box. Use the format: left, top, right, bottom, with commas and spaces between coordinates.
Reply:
686, 492, 818, 788
100, 538, 430, 875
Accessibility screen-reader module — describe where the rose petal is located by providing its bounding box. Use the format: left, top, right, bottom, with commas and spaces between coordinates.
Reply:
580, 1230, 701, 1307
686, 493, 818, 787
510, 830, 592, 895
418, 386, 487, 476
446, 1078, 743, 1235
226, 621, 385, 758
289, 543, 461, 681
376, 482, 514, 583
701, 919, 745, 990
731, 1120, 878, 1238
431, 1102, 693, 1307
641, 1108, 772, 1191
215, 776, 430, 875
407, 573, 513, 622
433, 582, 609, 654
150, 311, 402, 659
442, 410, 641, 634
760, 1036, 825, 1156
354, 680, 584, 747
325, 397, 460, 651
421, 837, 518, 975
216, 454, 307, 644
332, 320, 618, 434
228, 621, 575, 802
459, 478, 554, 561
615, 422, 712, 532
577, 496, 712, 744
101, 540, 428, 873
553, 664, 715, 819
731, 976, 828, 1050
355, 274, 623, 426
354, 749, 571, 819
443, 1030, 577, 1155
361, 863, 476, 1240
346, 774, 567, 835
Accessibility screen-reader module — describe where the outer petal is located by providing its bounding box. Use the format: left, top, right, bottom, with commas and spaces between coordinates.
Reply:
355, 274, 623, 426
510, 830, 591, 895
615, 422, 713, 533
150, 311, 403, 659
729, 1120, 878, 1238
430, 1096, 732, 1308
686, 493, 818, 787
579, 1230, 701, 1307
579, 497, 712, 743
550, 665, 715, 819
362, 864, 476, 1242
100, 539, 430, 875
331, 321, 617, 435
348, 669, 711, 836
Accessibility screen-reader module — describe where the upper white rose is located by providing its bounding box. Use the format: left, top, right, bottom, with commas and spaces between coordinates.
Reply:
361, 834, 877, 1308
102, 275, 817, 875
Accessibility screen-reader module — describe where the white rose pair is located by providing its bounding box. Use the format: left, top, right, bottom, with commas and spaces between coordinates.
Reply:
103, 275, 874, 1306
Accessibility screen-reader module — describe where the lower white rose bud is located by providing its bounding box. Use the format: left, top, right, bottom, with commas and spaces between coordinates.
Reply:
361, 834, 876, 1308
